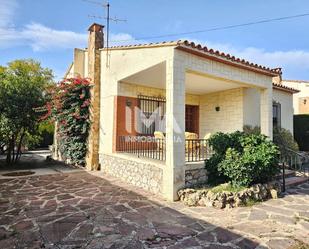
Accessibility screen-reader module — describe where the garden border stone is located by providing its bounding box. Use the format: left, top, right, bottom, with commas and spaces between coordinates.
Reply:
178, 181, 282, 209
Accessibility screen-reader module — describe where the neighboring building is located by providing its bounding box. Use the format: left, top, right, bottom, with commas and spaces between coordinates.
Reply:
64, 23, 298, 200
280, 79, 309, 114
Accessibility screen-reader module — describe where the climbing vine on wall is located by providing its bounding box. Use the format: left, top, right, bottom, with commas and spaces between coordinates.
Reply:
43, 78, 91, 166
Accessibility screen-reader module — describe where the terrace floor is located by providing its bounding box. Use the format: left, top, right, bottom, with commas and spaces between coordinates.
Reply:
0, 167, 308, 249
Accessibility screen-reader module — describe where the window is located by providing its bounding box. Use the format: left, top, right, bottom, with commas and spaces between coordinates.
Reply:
138, 95, 166, 135
273, 102, 281, 128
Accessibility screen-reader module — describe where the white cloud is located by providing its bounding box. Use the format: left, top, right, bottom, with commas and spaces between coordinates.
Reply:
0, 0, 142, 50
0, 0, 139, 51
0, 0, 18, 28
182, 38, 309, 79
0, 22, 144, 51
109, 33, 148, 46
21, 23, 87, 51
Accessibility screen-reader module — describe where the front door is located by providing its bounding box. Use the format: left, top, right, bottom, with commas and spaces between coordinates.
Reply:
185, 105, 199, 134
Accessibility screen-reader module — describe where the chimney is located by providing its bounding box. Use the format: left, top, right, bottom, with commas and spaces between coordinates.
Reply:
272, 68, 282, 84
88, 23, 104, 51
86, 23, 104, 171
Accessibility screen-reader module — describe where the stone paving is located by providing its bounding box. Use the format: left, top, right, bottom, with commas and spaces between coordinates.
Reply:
0, 171, 308, 249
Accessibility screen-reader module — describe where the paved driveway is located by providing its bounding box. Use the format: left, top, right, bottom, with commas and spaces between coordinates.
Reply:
0, 172, 308, 249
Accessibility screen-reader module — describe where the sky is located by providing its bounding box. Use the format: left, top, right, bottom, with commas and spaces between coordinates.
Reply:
0, 0, 309, 81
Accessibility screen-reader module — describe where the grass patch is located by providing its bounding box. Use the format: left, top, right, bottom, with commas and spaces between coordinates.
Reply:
241, 198, 261, 207
209, 183, 246, 194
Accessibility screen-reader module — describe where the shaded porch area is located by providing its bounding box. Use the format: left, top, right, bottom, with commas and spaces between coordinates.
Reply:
113, 61, 269, 163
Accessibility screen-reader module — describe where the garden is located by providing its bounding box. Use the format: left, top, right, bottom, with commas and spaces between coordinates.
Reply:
178, 131, 283, 208
0, 59, 91, 168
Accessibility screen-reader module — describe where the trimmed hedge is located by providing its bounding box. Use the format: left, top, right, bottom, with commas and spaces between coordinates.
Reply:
294, 114, 309, 151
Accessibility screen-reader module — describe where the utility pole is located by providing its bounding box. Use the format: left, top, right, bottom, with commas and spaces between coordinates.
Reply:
84, 0, 126, 67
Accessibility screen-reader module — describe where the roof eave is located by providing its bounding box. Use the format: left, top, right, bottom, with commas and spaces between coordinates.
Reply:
100, 41, 179, 51
273, 84, 300, 94
175, 45, 279, 77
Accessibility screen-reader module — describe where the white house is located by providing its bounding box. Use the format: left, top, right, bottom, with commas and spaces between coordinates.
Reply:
65, 23, 298, 200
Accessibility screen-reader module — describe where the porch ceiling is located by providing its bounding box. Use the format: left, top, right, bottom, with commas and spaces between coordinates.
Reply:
185, 72, 243, 95
121, 62, 166, 89
121, 63, 245, 95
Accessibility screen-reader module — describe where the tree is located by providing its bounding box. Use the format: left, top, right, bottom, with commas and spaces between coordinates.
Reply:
0, 59, 53, 164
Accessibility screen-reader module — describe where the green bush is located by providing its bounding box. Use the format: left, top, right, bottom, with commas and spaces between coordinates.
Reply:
243, 125, 261, 135
294, 115, 309, 151
205, 132, 280, 187
244, 125, 299, 156
273, 127, 299, 156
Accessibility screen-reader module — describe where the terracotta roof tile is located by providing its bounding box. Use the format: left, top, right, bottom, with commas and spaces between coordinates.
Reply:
273, 83, 299, 93
179, 40, 281, 76
104, 39, 282, 76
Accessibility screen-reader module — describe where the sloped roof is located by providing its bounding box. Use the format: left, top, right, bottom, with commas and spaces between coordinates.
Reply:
105, 40, 281, 76
273, 83, 299, 94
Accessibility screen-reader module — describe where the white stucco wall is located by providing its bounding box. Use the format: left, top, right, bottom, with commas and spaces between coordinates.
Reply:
243, 87, 294, 134
273, 89, 294, 133
282, 80, 309, 114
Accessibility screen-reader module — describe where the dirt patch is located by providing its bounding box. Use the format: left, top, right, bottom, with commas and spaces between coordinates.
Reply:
2, 171, 35, 177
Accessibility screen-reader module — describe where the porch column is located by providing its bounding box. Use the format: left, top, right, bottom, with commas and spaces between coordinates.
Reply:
164, 58, 186, 201
260, 87, 273, 139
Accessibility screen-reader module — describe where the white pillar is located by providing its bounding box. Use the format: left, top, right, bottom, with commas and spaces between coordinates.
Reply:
260, 87, 273, 139
164, 58, 186, 201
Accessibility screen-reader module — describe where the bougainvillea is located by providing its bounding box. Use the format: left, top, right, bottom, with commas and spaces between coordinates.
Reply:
43, 78, 91, 166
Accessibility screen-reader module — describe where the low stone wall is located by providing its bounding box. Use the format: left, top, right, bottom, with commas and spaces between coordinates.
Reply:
178, 182, 282, 209
185, 162, 207, 187
100, 153, 163, 194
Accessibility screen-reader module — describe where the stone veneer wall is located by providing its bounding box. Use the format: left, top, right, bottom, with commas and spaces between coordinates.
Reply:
185, 163, 208, 187
100, 154, 164, 194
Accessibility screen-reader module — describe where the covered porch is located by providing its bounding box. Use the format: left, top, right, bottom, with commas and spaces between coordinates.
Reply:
113, 61, 272, 164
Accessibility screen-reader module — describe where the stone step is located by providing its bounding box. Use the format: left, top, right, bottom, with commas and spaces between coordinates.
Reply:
276, 169, 295, 180
281, 176, 308, 188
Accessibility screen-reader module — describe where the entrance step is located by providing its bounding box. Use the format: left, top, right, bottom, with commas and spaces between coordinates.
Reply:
276, 169, 295, 180
281, 176, 308, 188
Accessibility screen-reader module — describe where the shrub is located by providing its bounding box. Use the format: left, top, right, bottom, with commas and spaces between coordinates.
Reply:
294, 115, 309, 151
205, 132, 280, 187
273, 127, 299, 156
243, 125, 261, 135
205, 132, 243, 185
244, 125, 299, 156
